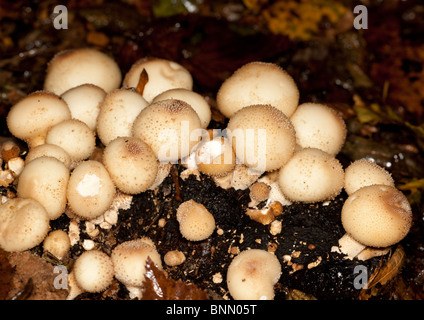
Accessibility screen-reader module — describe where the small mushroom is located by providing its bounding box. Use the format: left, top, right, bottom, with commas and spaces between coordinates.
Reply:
132, 99, 202, 163
176, 199, 216, 241
0, 198, 50, 252
217, 61, 299, 119
97, 88, 149, 146
122, 57, 193, 103
226, 249, 281, 300
344, 158, 395, 195
61, 83, 106, 131
227, 104, 296, 173
43, 230, 71, 261
67, 160, 116, 220
44, 48, 122, 95
17, 156, 69, 220
290, 102, 347, 155
111, 238, 162, 299
25, 144, 72, 169
278, 148, 344, 203
102, 137, 159, 194
6, 91, 71, 148
337, 184, 412, 258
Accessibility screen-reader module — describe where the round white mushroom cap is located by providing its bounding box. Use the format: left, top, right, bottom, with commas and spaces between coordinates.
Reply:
176, 200, 216, 241
44, 48, 122, 95
6, 91, 71, 148
344, 159, 395, 195
227, 249, 281, 300
0, 198, 50, 252
227, 104, 296, 173
122, 58, 193, 103
25, 143, 72, 169
341, 185, 412, 248
67, 160, 116, 220
61, 84, 106, 131
17, 156, 70, 220
103, 137, 159, 194
97, 88, 149, 146
278, 148, 345, 203
43, 230, 71, 260
217, 61, 299, 119
290, 102, 347, 155
73, 249, 114, 293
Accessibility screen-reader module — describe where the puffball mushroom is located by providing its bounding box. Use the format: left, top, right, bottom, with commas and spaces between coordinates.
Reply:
339, 184, 412, 257
216, 61, 299, 119
6, 91, 71, 148
290, 102, 347, 155
103, 137, 159, 194
176, 200, 216, 241
17, 156, 69, 220
61, 84, 106, 131
67, 160, 116, 220
122, 57, 193, 102
73, 250, 114, 293
0, 198, 50, 252
153, 88, 211, 129
278, 148, 344, 203
46, 119, 96, 166
43, 230, 71, 260
132, 99, 202, 163
25, 143, 72, 169
111, 238, 162, 299
344, 159, 395, 195
44, 48, 122, 95
97, 88, 149, 146
227, 104, 296, 173
195, 136, 236, 177
227, 249, 281, 300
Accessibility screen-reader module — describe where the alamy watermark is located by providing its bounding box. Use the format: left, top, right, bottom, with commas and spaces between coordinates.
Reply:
353, 5, 368, 30
52, 5, 68, 30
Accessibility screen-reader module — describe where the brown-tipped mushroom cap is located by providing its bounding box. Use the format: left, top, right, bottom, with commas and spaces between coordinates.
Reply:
103, 137, 159, 194
122, 58, 193, 102
278, 148, 344, 203
344, 159, 395, 195
67, 160, 116, 220
6, 91, 71, 148
44, 48, 122, 95
176, 200, 216, 241
132, 99, 202, 163
61, 84, 106, 131
227, 104, 296, 173
97, 88, 148, 146
341, 185, 412, 248
217, 62, 299, 119
17, 156, 70, 220
0, 198, 50, 252
290, 102, 347, 155
227, 249, 281, 300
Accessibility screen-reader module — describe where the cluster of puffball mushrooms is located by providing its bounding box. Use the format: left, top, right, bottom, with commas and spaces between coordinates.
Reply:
0, 48, 413, 300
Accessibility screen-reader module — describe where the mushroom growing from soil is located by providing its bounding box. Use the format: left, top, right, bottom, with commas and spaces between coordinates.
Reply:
46, 119, 96, 166
96, 88, 149, 146
72, 249, 114, 294
111, 238, 162, 299
44, 48, 122, 95
67, 160, 116, 220
278, 148, 344, 203
102, 137, 159, 194
227, 104, 296, 173
61, 84, 107, 132
337, 184, 412, 258
43, 229, 71, 261
6, 91, 71, 149
132, 99, 202, 163
216, 61, 299, 119
25, 144, 72, 169
153, 88, 211, 129
176, 199, 216, 241
290, 102, 347, 155
0, 198, 50, 252
17, 156, 69, 220
227, 249, 281, 300
122, 58, 193, 103
344, 158, 395, 195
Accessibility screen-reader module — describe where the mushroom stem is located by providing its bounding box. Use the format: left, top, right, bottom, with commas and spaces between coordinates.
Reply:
334, 233, 366, 258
